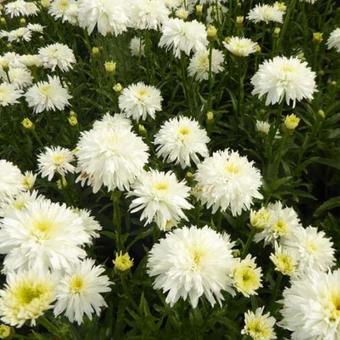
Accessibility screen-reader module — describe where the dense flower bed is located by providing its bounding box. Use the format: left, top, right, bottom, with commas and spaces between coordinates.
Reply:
0, 0, 339, 339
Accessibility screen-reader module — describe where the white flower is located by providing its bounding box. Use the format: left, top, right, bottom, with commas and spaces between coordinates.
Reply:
54, 259, 111, 325
251, 56, 317, 107
4, 0, 39, 17
118, 82, 162, 121
247, 4, 283, 24
5, 67, 33, 89
195, 149, 263, 216
76, 114, 149, 193
0, 160, 24, 202
242, 307, 277, 340
327, 28, 340, 53
4, 27, 32, 42
25, 75, 71, 113
256, 120, 270, 134
154, 116, 210, 168
49, 0, 79, 25
0, 199, 90, 273
18, 54, 42, 68
280, 269, 340, 340
130, 0, 169, 30
129, 170, 192, 230
188, 48, 224, 81
78, 0, 130, 36
281, 226, 335, 276
27, 24, 44, 33
129, 37, 145, 57
38, 43, 76, 72
254, 201, 301, 244
223, 36, 258, 57
0, 270, 55, 327
0, 83, 23, 107
147, 225, 235, 307
38, 146, 75, 181
73, 208, 102, 241
22, 171, 37, 190
159, 18, 208, 58
231, 255, 263, 297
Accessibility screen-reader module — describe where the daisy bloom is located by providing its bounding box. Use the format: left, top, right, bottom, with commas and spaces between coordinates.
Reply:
54, 259, 111, 325
223, 36, 259, 57
0, 83, 23, 107
4, 67, 32, 89
281, 226, 335, 276
76, 113, 149, 193
159, 18, 208, 58
327, 28, 340, 53
251, 56, 317, 107
38, 43, 76, 72
22, 171, 37, 191
270, 245, 296, 276
0, 199, 90, 273
0, 270, 55, 327
231, 255, 263, 297
280, 269, 340, 339
247, 4, 283, 24
25, 76, 72, 113
147, 225, 235, 307
195, 149, 263, 216
154, 116, 210, 168
4, 0, 39, 18
254, 201, 301, 244
242, 307, 277, 340
73, 208, 102, 241
129, 170, 193, 230
130, 0, 169, 30
118, 82, 162, 121
78, 0, 130, 36
188, 48, 224, 81
37, 146, 75, 181
49, 0, 79, 25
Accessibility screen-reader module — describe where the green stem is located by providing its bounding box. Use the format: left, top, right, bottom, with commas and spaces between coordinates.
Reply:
242, 229, 256, 258
279, 0, 297, 50
207, 44, 214, 111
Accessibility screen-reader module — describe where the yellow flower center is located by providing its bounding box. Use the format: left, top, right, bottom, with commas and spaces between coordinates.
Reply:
272, 253, 295, 275
58, 0, 69, 10
30, 218, 55, 241
189, 247, 205, 271
39, 84, 52, 96
224, 163, 240, 175
246, 318, 271, 339
272, 219, 288, 236
234, 266, 261, 295
16, 284, 46, 305
69, 276, 84, 294
52, 153, 65, 166
178, 127, 191, 136
153, 182, 169, 191
136, 89, 148, 99
305, 241, 318, 254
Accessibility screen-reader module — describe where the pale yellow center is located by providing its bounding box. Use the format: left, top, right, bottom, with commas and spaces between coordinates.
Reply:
39, 84, 52, 96
305, 241, 318, 254
58, 0, 69, 10
16, 284, 45, 305
52, 153, 65, 166
153, 182, 169, 191
69, 275, 84, 294
178, 127, 191, 136
30, 218, 55, 241
224, 163, 240, 175
136, 89, 148, 99
272, 219, 288, 236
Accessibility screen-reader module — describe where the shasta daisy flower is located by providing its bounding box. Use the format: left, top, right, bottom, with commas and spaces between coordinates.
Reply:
251, 56, 317, 107
0, 199, 90, 273
188, 48, 224, 81
147, 225, 235, 307
38, 43, 76, 72
327, 28, 340, 53
253, 201, 301, 244
0, 83, 23, 107
54, 259, 111, 325
159, 18, 208, 58
281, 226, 335, 276
78, 0, 130, 36
270, 245, 296, 276
0, 270, 55, 327
231, 255, 263, 297
242, 307, 277, 340
247, 4, 283, 24
118, 82, 162, 121
280, 269, 340, 339
130, 0, 169, 30
129, 170, 193, 230
4, 0, 39, 18
25, 76, 71, 113
154, 116, 210, 168
223, 36, 259, 57
195, 149, 263, 216
37, 146, 75, 181
49, 0, 79, 25
76, 114, 149, 193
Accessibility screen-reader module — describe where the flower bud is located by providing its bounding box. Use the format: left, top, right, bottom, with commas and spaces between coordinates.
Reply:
104, 61, 116, 73
21, 118, 34, 129
284, 114, 300, 130
113, 252, 133, 271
